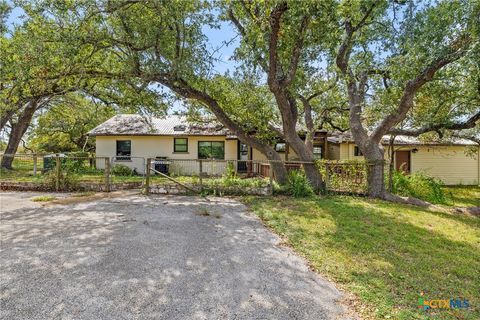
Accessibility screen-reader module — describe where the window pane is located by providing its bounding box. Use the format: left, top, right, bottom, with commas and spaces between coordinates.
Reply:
313, 146, 322, 159
174, 138, 188, 152
354, 146, 363, 156
198, 142, 211, 159
211, 142, 225, 159
275, 143, 286, 152
198, 141, 224, 159
175, 144, 187, 152
116, 140, 131, 160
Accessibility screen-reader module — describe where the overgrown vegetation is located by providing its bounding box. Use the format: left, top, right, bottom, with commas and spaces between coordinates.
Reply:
244, 196, 480, 320
391, 171, 446, 204
111, 164, 134, 176
42, 170, 79, 191
317, 160, 368, 194
31, 195, 56, 202
284, 170, 313, 197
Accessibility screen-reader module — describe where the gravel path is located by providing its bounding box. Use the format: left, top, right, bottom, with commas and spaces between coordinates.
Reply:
0, 192, 351, 319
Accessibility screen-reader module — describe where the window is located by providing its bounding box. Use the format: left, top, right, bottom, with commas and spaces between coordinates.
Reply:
116, 140, 131, 160
198, 141, 225, 159
354, 146, 363, 156
313, 145, 322, 159
174, 138, 188, 152
275, 143, 286, 152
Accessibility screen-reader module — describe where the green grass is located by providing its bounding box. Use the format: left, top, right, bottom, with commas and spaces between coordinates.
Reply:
443, 186, 479, 208
31, 195, 56, 202
244, 195, 480, 319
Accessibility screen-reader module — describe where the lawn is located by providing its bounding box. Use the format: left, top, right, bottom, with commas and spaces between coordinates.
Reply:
443, 186, 479, 207
244, 195, 480, 319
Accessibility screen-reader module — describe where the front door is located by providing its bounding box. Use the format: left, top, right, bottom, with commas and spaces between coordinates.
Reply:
395, 150, 411, 173
237, 142, 250, 172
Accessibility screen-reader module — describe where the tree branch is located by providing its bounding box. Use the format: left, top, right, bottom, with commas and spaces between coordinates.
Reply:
283, 15, 309, 86
371, 47, 469, 142
157, 75, 280, 157
388, 110, 480, 136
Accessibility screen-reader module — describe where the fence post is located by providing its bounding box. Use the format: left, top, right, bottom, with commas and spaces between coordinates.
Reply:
55, 155, 61, 192
104, 157, 111, 192
268, 161, 274, 195
33, 154, 38, 176
199, 159, 203, 191
325, 162, 330, 193
145, 158, 151, 195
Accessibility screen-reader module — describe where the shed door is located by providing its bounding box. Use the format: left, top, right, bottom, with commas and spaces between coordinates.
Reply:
395, 151, 411, 173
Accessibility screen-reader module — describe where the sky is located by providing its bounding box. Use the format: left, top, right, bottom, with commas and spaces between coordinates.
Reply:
202, 22, 240, 74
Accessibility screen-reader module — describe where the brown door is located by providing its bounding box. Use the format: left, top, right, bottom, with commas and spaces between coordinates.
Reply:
395, 151, 411, 173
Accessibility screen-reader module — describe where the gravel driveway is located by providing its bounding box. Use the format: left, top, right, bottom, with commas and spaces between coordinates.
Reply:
0, 191, 351, 320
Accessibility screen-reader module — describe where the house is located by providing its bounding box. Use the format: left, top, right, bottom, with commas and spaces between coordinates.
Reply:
327, 132, 480, 185
89, 114, 480, 185
88, 114, 329, 175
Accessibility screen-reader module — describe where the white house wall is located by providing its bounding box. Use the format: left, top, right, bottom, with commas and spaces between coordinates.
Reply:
333, 142, 479, 185
95, 135, 237, 174
405, 145, 479, 185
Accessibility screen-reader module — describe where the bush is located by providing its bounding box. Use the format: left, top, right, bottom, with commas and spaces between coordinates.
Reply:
111, 164, 133, 176
61, 152, 96, 174
223, 161, 236, 180
392, 171, 446, 204
286, 170, 314, 197
43, 170, 79, 191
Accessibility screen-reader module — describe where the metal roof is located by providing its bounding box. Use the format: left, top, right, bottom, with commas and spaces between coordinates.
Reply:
89, 115, 478, 146
88, 114, 232, 136
327, 132, 478, 146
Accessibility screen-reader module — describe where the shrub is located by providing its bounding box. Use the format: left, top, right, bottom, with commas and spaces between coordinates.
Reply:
286, 170, 314, 197
111, 164, 133, 176
223, 161, 236, 179
43, 170, 79, 191
61, 152, 90, 173
392, 171, 446, 204
200, 176, 270, 196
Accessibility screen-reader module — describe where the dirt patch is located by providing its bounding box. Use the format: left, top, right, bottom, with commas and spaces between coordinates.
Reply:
42, 190, 141, 207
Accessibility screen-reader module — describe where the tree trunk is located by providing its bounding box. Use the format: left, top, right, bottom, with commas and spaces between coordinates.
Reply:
283, 122, 323, 192
274, 91, 324, 192
1, 101, 38, 169
363, 144, 386, 198
387, 136, 396, 193
259, 144, 288, 184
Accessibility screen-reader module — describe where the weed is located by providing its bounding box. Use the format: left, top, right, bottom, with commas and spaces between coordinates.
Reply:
31, 195, 56, 202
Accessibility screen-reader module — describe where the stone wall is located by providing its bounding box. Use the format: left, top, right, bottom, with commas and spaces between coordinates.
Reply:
1, 181, 271, 196
148, 183, 271, 196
